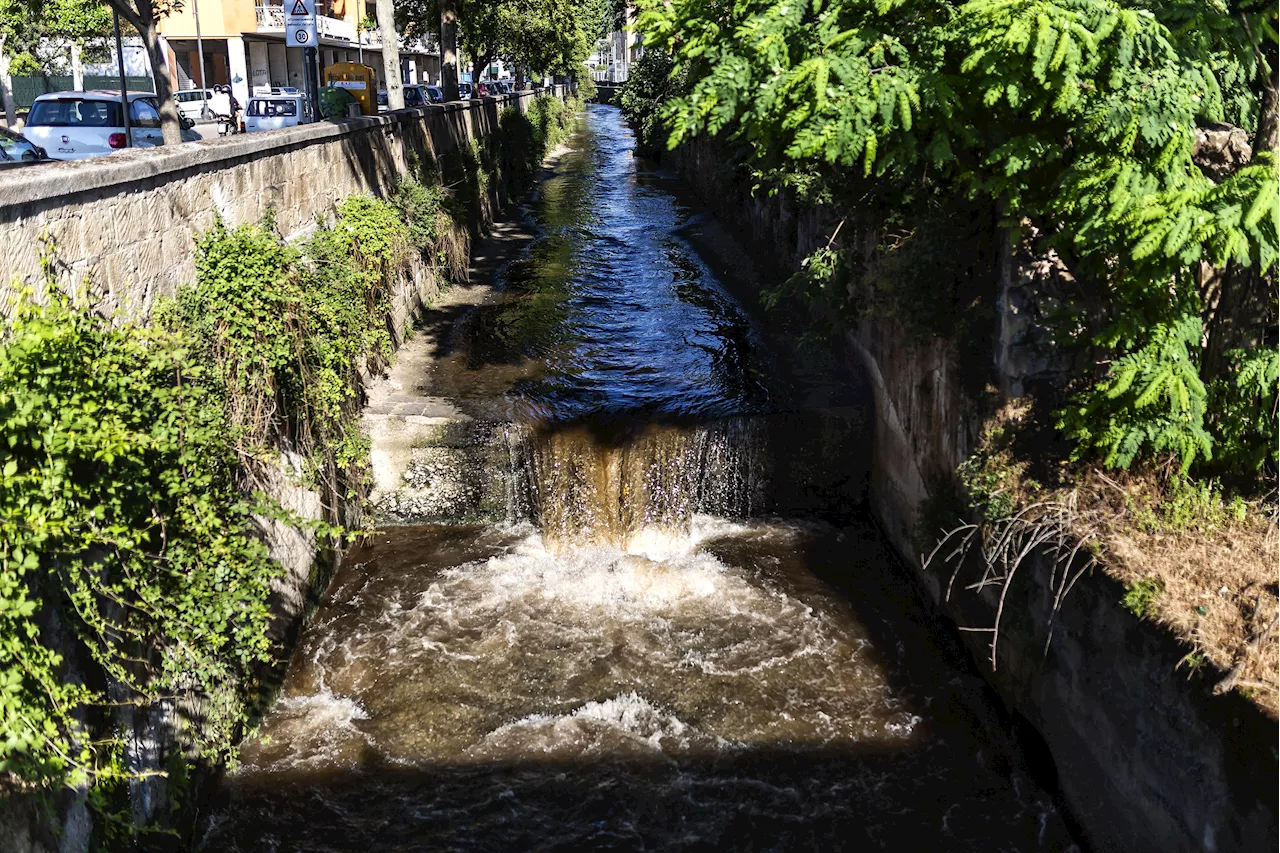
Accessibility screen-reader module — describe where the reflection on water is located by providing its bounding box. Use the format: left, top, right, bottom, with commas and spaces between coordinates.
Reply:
200, 105, 1079, 851
430, 104, 773, 424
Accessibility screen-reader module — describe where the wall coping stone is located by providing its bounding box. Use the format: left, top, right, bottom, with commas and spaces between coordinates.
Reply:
0, 90, 551, 211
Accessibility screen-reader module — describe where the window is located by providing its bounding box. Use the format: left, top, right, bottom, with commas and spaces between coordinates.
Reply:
404, 87, 424, 106
28, 99, 123, 128
0, 131, 40, 162
130, 98, 162, 128
246, 99, 298, 116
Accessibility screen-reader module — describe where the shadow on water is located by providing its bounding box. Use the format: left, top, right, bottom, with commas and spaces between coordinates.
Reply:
197, 521, 1079, 853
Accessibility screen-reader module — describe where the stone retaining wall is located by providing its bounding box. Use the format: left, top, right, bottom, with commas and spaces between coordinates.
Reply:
0, 87, 568, 318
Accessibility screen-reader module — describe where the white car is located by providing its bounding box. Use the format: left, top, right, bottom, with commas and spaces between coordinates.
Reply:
242, 94, 314, 133
23, 91, 199, 160
174, 88, 215, 120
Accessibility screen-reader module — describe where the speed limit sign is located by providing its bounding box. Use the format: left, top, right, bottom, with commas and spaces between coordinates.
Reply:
286, 0, 317, 47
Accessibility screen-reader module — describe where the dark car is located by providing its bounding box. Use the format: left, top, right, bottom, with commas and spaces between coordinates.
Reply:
458, 82, 473, 99
0, 126, 49, 167
425, 85, 444, 104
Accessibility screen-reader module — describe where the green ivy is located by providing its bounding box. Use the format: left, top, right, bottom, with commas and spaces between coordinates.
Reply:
0, 282, 279, 788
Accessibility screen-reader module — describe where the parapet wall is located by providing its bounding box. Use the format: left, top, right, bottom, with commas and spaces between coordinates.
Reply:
0, 87, 568, 318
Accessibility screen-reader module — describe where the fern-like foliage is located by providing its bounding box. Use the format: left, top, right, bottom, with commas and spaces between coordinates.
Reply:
1059, 314, 1212, 471
1208, 346, 1279, 473
637, 0, 1278, 477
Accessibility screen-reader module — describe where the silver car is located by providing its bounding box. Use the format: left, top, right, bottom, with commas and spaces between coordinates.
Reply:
174, 88, 216, 120
23, 90, 199, 160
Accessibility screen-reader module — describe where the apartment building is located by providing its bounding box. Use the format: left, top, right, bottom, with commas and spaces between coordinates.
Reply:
157, 0, 440, 106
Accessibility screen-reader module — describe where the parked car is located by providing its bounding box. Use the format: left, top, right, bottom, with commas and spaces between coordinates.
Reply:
242, 93, 314, 132
403, 85, 428, 108
492, 80, 511, 95
458, 82, 473, 99
424, 85, 444, 104
0, 126, 49, 167
23, 91, 199, 160
173, 87, 215, 120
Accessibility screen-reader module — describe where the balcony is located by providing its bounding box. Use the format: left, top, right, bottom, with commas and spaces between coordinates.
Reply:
255, 4, 357, 42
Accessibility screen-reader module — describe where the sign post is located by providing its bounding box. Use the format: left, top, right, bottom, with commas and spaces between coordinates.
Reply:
286, 0, 320, 121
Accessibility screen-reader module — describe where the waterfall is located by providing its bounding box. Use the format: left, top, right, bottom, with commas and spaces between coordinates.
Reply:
498, 412, 865, 548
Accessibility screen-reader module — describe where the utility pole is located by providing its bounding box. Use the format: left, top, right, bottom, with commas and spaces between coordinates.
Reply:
194, 0, 209, 117
113, 9, 132, 146
375, 0, 402, 109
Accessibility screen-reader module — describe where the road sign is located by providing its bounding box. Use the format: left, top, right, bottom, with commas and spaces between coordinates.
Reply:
286, 0, 318, 48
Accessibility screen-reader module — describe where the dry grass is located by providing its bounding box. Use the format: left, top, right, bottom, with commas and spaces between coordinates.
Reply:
956, 403, 1280, 717
1065, 470, 1279, 716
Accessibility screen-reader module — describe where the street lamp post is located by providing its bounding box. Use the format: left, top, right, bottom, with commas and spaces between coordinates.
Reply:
194, 0, 209, 117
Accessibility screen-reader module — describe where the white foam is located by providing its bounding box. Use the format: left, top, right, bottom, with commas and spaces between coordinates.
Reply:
240, 688, 372, 771
471, 692, 692, 759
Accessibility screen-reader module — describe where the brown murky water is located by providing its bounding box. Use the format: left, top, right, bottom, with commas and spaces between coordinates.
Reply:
198, 106, 1079, 852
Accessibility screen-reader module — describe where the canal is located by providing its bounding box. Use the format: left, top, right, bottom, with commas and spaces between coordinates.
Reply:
197, 104, 1079, 852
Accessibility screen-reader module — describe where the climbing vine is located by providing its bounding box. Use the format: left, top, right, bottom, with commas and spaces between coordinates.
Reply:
0, 279, 280, 790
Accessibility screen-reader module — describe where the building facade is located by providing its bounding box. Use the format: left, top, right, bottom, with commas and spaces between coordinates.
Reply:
588, 3, 640, 84
157, 0, 440, 106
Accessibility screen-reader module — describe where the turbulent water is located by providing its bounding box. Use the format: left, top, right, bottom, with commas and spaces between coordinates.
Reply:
200, 105, 1079, 852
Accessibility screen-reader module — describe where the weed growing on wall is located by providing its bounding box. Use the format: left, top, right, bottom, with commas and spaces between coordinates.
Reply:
498, 93, 583, 194
0, 282, 280, 791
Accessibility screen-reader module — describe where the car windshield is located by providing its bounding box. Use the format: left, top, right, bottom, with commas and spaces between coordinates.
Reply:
28, 98, 123, 127
404, 88, 424, 106
247, 99, 297, 117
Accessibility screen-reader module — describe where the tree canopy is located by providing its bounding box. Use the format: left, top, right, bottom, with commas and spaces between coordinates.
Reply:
636, 0, 1278, 482
396, 0, 607, 81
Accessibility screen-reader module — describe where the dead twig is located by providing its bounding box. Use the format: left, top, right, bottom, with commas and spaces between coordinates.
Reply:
1213, 610, 1279, 696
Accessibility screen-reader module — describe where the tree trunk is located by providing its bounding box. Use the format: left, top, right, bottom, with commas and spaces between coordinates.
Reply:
0, 36, 17, 128
472, 53, 491, 96
440, 0, 458, 102
376, 0, 403, 109
71, 42, 84, 90
137, 14, 183, 144
1253, 72, 1278, 155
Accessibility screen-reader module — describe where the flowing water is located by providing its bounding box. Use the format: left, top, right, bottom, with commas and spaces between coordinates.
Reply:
199, 105, 1079, 852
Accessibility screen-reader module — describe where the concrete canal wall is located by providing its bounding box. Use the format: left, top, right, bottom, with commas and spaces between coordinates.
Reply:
670, 134, 1278, 853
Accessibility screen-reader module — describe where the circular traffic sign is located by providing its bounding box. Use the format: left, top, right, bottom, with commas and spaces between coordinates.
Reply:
294, 30, 309, 44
